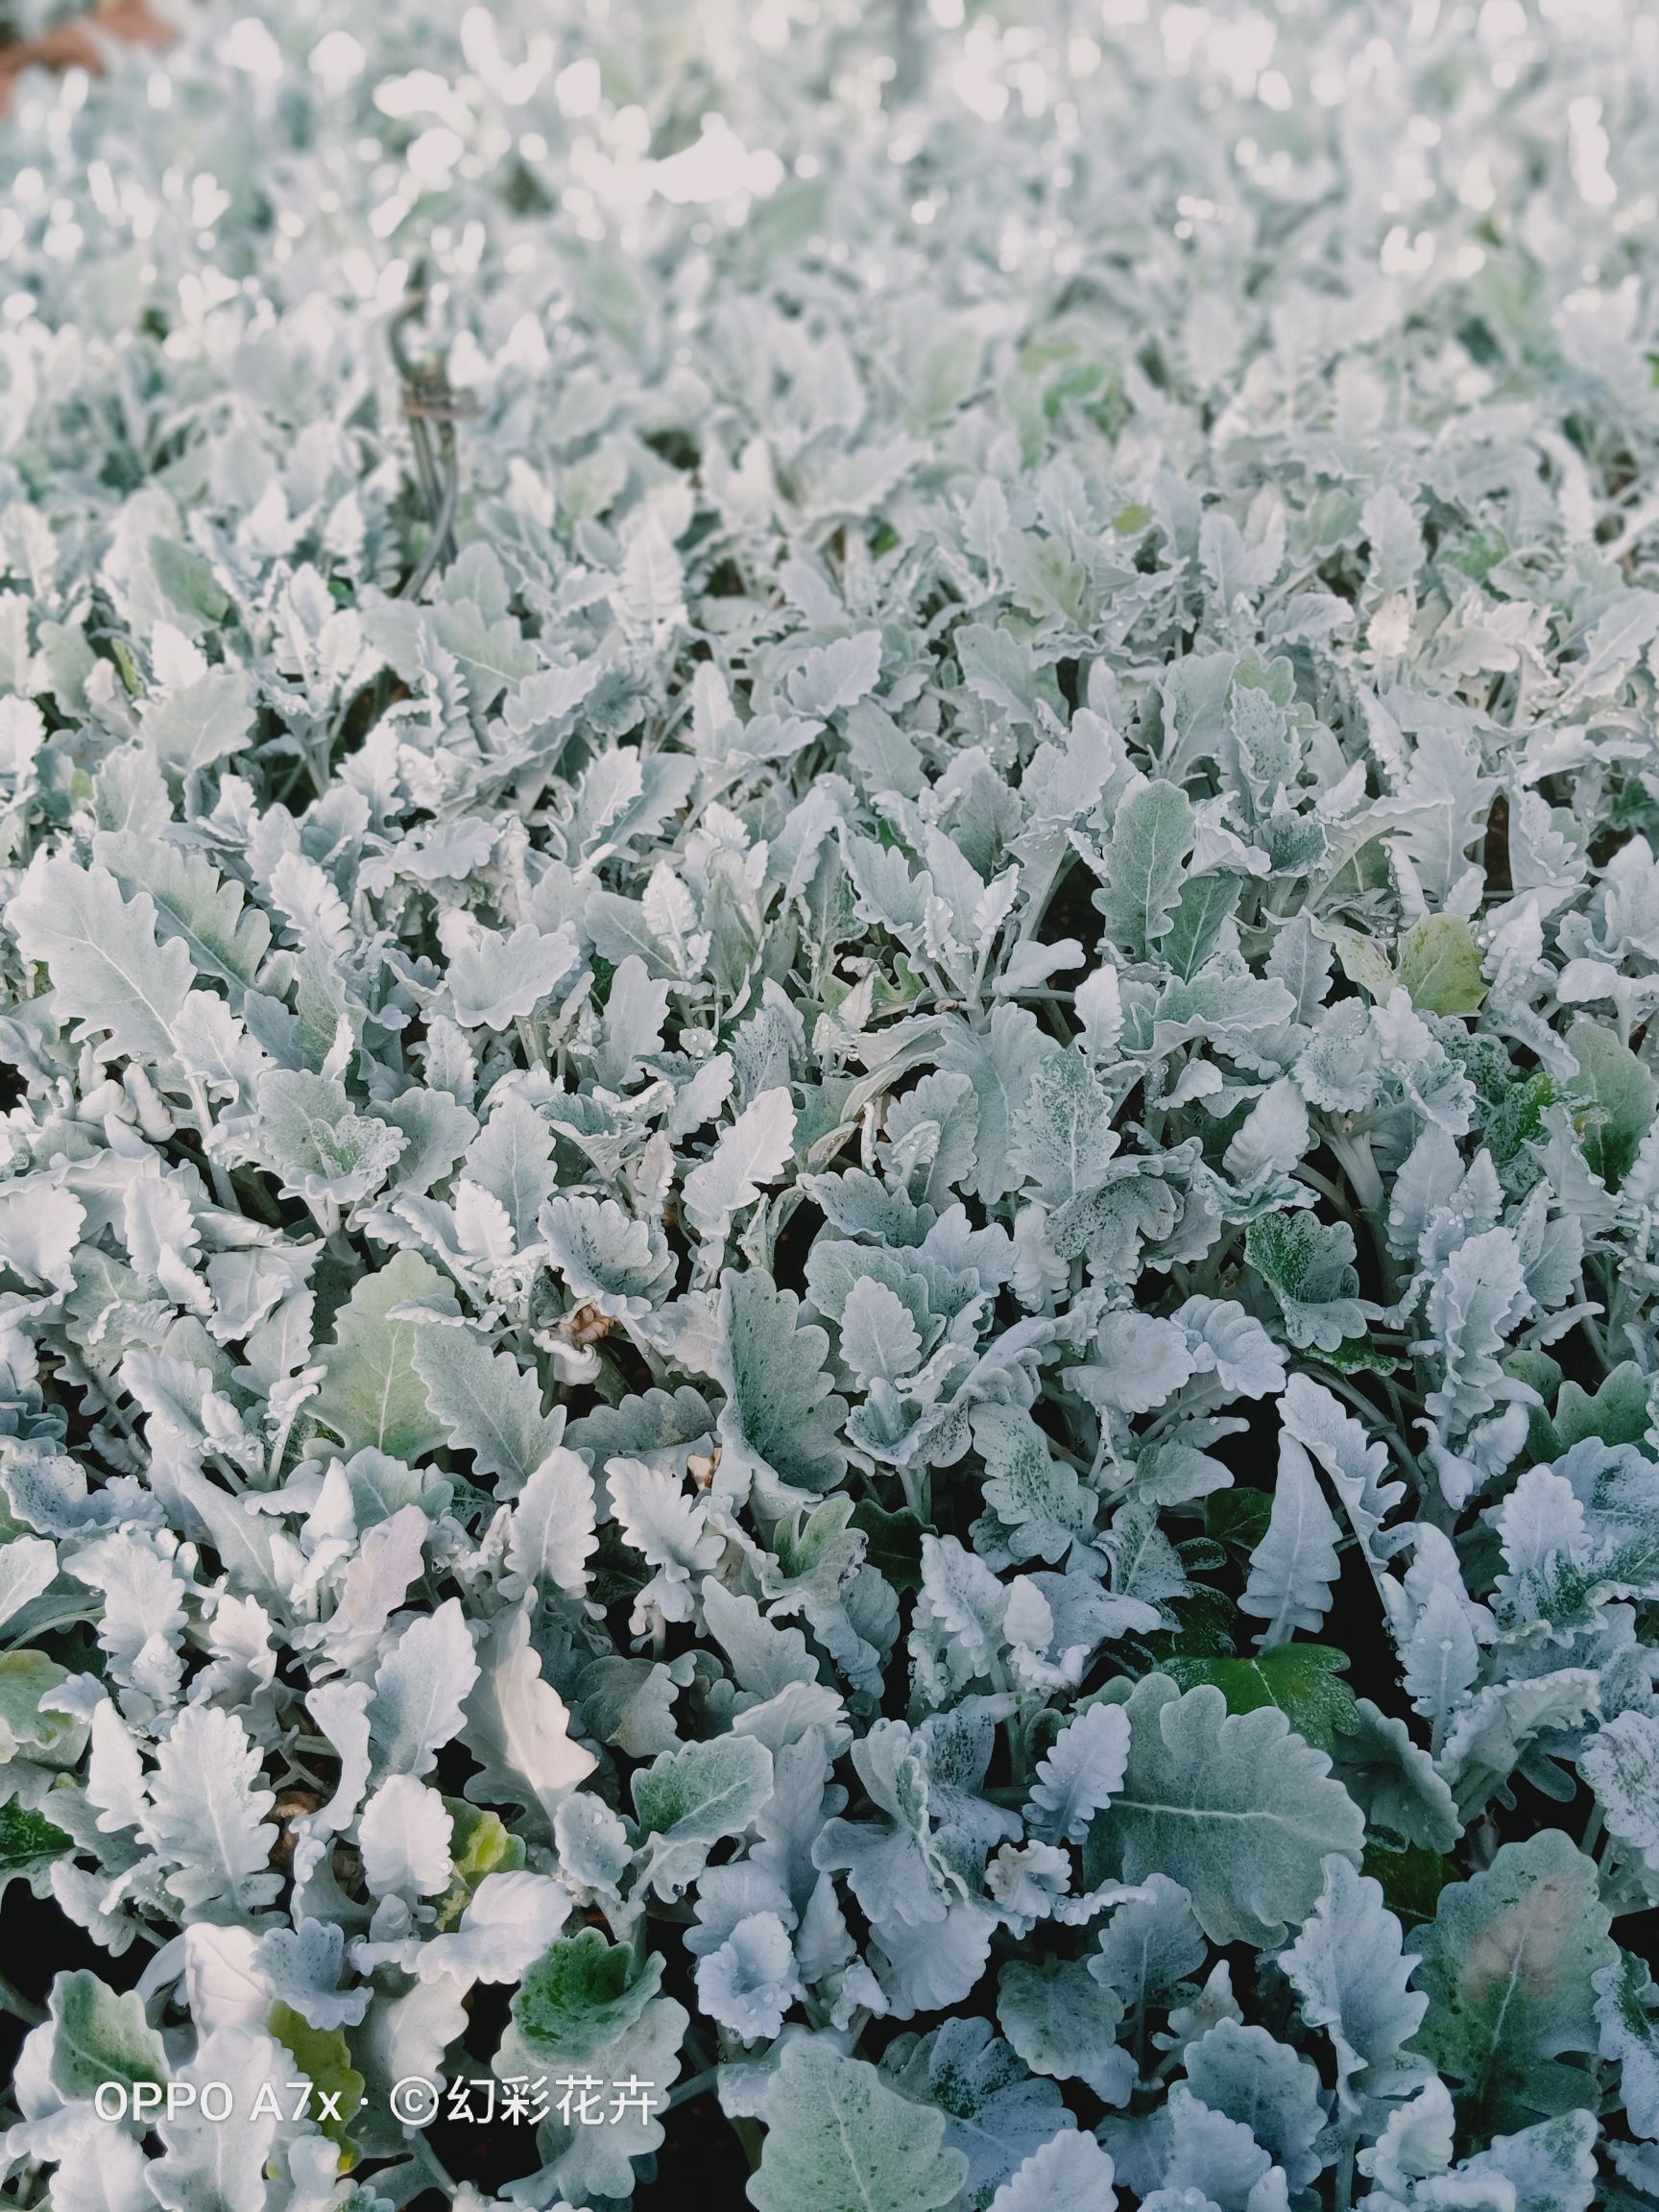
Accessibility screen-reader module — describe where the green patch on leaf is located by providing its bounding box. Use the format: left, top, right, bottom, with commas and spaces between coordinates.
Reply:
1397, 914, 1487, 1016
1443, 524, 1509, 581
50, 1971, 166, 2104
851, 1500, 926, 1594
1128, 1584, 1239, 1676
149, 536, 230, 624
1318, 1337, 1402, 1376
750, 2041, 967, 2212
0, 1795, 72, 1874
514, 1927, 664, 2062
1163, 1644, 1360, 1750
1323, 924, 1396, 1001
1362, 1841, 1456, 1925
1249, 1214, 1357, 1304
1246, 1212, 1367, 1350
1484, 1070, 1554, 1171
1204, 1489, 1275, 1551
1565, 1020, 1657, 1189
269, 2001, 364, 2169
434, 1801, 526, 1931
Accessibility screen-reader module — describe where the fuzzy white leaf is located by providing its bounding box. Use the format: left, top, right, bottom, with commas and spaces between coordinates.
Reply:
1024, 1702, 1131, 1844
138, 1707, 280, 1913
683, 1086, 796, 1245
358, 1774, 454, 1896
368, 1598, 479, 1778
1239, 1434, 1342, 1650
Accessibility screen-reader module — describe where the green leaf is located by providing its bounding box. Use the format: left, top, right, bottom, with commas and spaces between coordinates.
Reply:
434, 1802, 526, 1931
1362, 1841, 1456, 1925
268, 2001, 365, 2169
1323, 922, 1398, 1002
1412, 1828, 1617, 2131
149, 536, 229, 623
1397, 914, 1488, 1016
49, 1970, 167, 2104
1082, 1671, 1364, 1946
0, 1795, 72, 1876
1128, 1583, 1240, 1673
749, 2041, 968, 2212
852, 1499, 926, 1594
1161, 1644, 1360, 1749
1092, 778, 1196, 959
448, 1800, 525, 1885
310, 1249, 451, 1460
514, 1927, 664, 2062
1204, 1489, 1274, 1551
1566, 1019, 1657, 1188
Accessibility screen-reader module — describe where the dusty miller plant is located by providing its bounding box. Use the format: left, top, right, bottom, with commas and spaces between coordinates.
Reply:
0, 1, 1658, 2208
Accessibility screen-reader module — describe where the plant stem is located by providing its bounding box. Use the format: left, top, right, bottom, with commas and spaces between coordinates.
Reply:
185, 1073, 237, 1210
667, 2067, 720, 2110
0, 1973, 44, 2026
2, 1602, 92, 1643
408, 2133, 455, 2194
1327, 1126, 1383, 1213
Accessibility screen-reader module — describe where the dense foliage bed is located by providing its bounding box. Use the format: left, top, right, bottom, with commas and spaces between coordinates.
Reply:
1, 2, 1659, 2207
